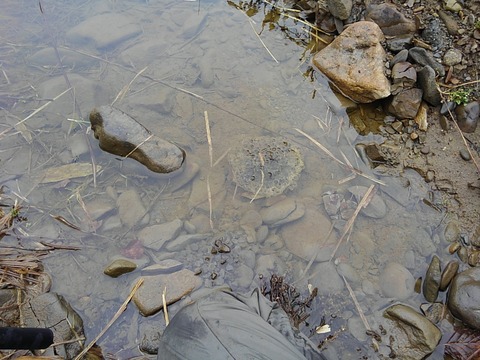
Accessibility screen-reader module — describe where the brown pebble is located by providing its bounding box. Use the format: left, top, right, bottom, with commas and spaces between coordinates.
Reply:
448, 242, 460, 254
421, 146, 430, 155
459, 149, 471, 161
410, 132, 419, 140
439, 116, 449, 131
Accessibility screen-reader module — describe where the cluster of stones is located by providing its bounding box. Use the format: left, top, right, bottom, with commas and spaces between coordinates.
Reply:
313, 2, 479, 141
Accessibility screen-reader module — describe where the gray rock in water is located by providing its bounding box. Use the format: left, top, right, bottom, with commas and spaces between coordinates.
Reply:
133, 270, 202, 316
90, 106, 185, 174
417, 66, 442, 106
313, 21, 391, 103
447, 267, 480, 330
380, 262, 415, 300
66, 13, 141, 50
22, 292, 85, 358
384, 304, 441, 359
347, 185, 387, 218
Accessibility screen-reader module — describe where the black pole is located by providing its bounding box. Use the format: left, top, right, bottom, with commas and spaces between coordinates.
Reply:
0, 327, 54, 350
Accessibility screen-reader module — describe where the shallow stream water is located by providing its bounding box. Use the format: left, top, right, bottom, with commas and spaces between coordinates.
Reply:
0, 1, 453, 358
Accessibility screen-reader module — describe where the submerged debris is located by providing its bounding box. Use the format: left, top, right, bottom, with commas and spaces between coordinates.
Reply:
263, 274, 317, 328
228, 136, 304, 198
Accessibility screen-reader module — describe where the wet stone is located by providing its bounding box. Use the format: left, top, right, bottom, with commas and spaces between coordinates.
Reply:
22, 293, 85, 359
141, 260, 183, 275
66, 13, 141, 50
139, 219, 183, 251
420, 302, 448, 324
439, 260, 459, 291
380, 262, 415, 300
347, 185, 387, 219
133, 269, 202, 316
117, 189, 148, 228
90, 106, 185, 174
455, 101, 479, 133
423, 255, 441, 302
384, 304, 442, 360
447, 267, 480, 329
444, 221, 461, 243
104, 259, 137, 278
165, 233, 209, 252
260, 198, 305, 226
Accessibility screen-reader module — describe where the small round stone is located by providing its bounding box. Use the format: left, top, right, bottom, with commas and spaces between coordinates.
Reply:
459, 149, 471, 161
420, 145, 430, 155
425, 170, 435, 182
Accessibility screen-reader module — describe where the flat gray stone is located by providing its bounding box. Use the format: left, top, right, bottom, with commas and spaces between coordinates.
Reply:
133, 270, 202, 316
66, 13, 141, 50
139, 219, 183, 251
260, 198, 304, 226
22, 293, 84, 358
116, 189, 148, 228
347, 185, 387, 219
165, 233, 209, 252
380, 262, 415, 300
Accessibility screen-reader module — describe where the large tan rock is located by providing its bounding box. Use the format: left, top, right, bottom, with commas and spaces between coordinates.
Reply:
313, 21, 391, 103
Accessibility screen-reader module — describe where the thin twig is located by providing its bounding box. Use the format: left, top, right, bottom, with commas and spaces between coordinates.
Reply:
124, 134, 153, 159
15, 88, 71, 127
111, 66, 148, 106
74, 277, 144, 360
330, 185, 375, 260
206, 175, 214, 230
250, 152, 265, 203
204, 111, 213, 168
247, 18, 279, 63
343, 276, 379, 352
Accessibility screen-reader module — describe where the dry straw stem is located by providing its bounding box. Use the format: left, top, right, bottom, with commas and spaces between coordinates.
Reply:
204, 111, 214, 230
250, 152, 265, 203
163, 286, 170, 326
74, 277, 144, 360
330, 184, 375, 260
111, 66, 148, 106
295, 128, 386, 186
343, 275, 379, 352
15, 87, 71, 128
247, 18, 279, 63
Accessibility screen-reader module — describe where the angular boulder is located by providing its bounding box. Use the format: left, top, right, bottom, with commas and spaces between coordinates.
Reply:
313, 21, 391, 103
90, 106, 185, 173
